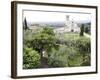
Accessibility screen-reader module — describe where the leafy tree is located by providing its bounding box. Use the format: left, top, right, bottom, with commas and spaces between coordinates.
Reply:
85, 26, 89, 33
47, 46, 69, 67
23, 47, 40, 69
47, 45, 81, 67
75, 38, 91, 66
41, 27, 55, 36
28, 27, 59, 63
84, 25, 90, 34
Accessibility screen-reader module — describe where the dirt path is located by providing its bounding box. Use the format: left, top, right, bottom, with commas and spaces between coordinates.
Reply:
41, 57, 49, 68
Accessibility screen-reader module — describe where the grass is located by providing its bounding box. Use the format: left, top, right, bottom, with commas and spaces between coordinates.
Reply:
55, 32, 90, 42
64, 32, 80, 40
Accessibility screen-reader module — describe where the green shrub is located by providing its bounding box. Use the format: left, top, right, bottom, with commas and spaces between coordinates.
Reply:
75, 37, 91, 52
23, 47, 40, 69
75, 37, 91, 66
81, 54, 91, 66
47, 45, 79, 67
47, 36, 91, 67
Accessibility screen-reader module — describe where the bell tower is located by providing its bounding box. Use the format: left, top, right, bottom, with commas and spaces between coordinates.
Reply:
66, 15, 69, 21
65, 15, 70, 27
65, 15, 70, 32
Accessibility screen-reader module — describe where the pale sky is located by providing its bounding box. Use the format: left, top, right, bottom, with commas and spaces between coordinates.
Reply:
23, 10, 91, 23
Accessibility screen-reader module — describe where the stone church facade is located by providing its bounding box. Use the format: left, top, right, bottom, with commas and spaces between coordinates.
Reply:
54, 15, 80, 33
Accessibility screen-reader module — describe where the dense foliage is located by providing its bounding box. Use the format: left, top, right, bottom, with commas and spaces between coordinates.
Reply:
47, 36, 91, 67
84, 24, 91, 34
80, 24, 84, 36
23, 26, 91, 69
23, 47, 40, 69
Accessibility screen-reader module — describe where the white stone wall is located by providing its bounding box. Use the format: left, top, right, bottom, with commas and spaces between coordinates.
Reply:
65, 17, 80, 33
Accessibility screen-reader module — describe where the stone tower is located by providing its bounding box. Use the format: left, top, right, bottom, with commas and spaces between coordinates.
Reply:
66, 15, 69, 21
65, 15, 71, 32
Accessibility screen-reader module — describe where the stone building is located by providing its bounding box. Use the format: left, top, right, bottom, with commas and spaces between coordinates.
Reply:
54, 15, 80, 33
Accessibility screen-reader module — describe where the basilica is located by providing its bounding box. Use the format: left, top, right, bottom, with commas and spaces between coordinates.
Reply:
54, 15, 80, 33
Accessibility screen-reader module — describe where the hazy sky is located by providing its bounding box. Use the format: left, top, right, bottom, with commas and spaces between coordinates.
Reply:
23, 10, 91, 23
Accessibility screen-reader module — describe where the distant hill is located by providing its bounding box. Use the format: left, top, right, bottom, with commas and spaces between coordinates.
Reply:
27, 21, 91, 29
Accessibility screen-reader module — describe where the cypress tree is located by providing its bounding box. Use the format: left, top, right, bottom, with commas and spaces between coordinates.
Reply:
80, 24, 84, 36
24, 17, 28, 30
